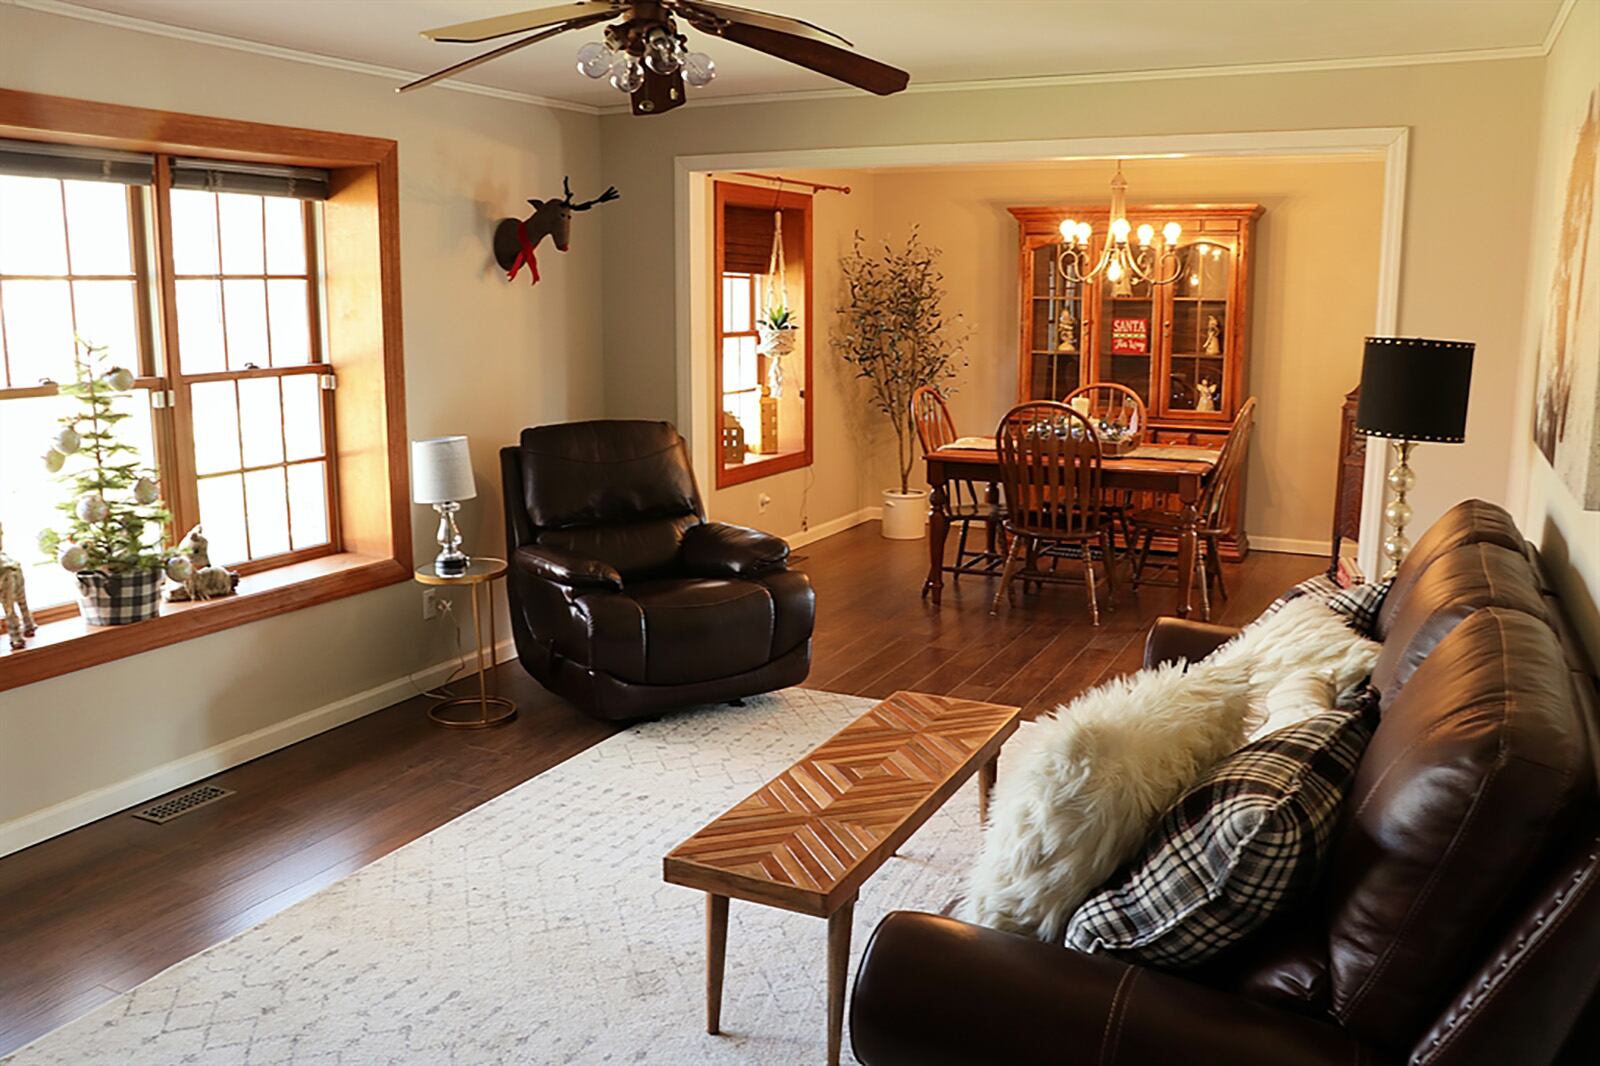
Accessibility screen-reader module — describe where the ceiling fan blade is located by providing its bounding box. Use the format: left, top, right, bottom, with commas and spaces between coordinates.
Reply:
421, 1, 620, 44
670, 0, 851, 48
398, 14, 613, 93
698, 20, 909, 96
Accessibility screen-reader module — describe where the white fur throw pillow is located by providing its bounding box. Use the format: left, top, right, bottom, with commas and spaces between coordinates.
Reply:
962, 596, 1379, 942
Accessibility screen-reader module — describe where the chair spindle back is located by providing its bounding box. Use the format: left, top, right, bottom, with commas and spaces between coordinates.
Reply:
994, 402, 1103, 539
1201, 397, 1256, 532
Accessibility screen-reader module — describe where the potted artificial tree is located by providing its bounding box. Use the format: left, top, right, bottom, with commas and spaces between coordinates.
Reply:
40, 341, 173, 625
834, 230, 967, 539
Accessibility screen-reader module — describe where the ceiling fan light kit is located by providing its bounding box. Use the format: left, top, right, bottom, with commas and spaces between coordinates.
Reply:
401, 0, 909, 116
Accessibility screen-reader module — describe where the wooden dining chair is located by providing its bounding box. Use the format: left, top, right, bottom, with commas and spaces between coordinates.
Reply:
1128, 397, 1257, 621
1062, 382, 1147, 553
990, 402, 1116, 625
911, 386, 1006, 581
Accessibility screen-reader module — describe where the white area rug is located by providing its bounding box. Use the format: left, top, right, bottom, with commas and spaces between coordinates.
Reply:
6, 689, 982, 1065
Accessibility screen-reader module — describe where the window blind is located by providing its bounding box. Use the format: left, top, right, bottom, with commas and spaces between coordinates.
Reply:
0, 138, 154, 185
723, 204, 777, 275
170, 158, 331, 201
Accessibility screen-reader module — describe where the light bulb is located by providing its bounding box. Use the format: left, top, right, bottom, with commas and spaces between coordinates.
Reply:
1110, 217, 1131, 242
1136, 223, 1154, 246
1189, 274, 1200, 285
1059, 218, 1076, 240
645, 32, 681, 75
683, 51, 715, 88
575, 41, 612, 79
1163, 221, 1182, 244
1106, 259, 1124, 282
1076, 221, 1092, 243
610, 54, 644, 93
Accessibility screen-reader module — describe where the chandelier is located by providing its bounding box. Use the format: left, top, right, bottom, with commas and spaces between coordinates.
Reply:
1056, 162, 1186, 288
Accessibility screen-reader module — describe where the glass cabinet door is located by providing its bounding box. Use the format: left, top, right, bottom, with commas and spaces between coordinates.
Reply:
1026, 241, 1084, 400
1095, 239, 1156, 407
1166, 239, 1232, 415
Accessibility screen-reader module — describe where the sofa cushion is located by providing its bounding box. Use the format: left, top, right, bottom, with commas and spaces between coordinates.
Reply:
1370, 542, 1549, 701
1066, 697, 1375, 969
1375, 499, 1526, 639
1322, 608, 1590, 1050
629, 577, 780, 685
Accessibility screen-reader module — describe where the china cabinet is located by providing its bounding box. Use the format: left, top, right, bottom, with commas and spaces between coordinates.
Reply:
1009, 203, 1261, 557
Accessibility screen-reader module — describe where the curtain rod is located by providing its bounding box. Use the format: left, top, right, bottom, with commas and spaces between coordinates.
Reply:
732, 171, 851, 195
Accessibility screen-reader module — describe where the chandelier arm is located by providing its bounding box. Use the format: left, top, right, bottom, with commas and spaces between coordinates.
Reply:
1147, 246, 1186, 286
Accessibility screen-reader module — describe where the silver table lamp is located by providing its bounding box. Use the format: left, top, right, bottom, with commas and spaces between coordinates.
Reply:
412, 435, 476, 576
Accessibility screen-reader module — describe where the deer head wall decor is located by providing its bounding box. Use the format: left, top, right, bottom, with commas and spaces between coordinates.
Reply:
493, 177, 620, 286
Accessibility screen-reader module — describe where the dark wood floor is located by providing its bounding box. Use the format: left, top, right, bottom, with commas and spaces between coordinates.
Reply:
0, 523, 1318, 1056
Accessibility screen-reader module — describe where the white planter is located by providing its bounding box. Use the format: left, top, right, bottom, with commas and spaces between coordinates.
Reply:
880, 489, 930, 540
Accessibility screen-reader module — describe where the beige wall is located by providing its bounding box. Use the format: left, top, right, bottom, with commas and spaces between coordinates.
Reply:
600, 56, 1544, 547
848, 157, 1383, 551
0, 5, 603, 852
1511, 0, 1600, 658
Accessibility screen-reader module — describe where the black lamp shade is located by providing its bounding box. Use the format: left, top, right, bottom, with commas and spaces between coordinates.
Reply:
1355, 337, 1474, 442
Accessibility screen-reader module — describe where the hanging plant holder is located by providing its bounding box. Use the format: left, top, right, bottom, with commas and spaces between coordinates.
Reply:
756, 207, 799, 385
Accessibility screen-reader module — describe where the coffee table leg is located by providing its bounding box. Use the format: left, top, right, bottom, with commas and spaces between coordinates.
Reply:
707, 893, 729, 1035
827, 896, 856, 1066
979, 755, 998, 824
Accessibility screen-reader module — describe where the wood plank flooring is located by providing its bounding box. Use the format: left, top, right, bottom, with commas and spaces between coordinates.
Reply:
0, 523, 1318, 1056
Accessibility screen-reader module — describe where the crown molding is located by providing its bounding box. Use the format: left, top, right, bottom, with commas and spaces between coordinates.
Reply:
1541, 0, 1580, 54
2, 0, 604, 115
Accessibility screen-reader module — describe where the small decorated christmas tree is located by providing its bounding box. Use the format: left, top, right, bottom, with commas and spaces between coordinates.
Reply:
39, 341, 171, 622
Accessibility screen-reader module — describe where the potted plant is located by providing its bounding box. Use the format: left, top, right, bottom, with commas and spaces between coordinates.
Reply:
757, 304, 799, 358
834, 230, 968, 539
39, 341, 173, 625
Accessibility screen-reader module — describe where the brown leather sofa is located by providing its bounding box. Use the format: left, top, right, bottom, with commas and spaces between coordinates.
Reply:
500, 420, 814, 721
851, 499, 1600, 1065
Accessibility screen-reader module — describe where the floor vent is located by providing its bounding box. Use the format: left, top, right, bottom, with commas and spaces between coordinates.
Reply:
133, 785, 234, 824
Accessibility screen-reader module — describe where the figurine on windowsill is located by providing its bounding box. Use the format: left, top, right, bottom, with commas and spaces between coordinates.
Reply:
1195, 378, 1219, 413
0, 523, 37, 650
1203, 315, 1223, 355
165, 524, 240, 602
1056, 305, 1078, 353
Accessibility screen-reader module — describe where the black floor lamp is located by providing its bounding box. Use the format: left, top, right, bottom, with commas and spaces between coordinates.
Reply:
1355, 336, 1475, 579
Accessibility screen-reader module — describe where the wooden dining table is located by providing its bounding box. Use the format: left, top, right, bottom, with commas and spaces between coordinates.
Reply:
922, 442, 1221, 618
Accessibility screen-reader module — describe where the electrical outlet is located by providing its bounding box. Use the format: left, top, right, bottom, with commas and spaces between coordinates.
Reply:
422, 588, 448, 620
758, 493, 771, 513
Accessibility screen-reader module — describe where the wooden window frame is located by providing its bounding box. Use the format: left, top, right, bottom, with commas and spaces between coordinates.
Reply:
0, 89, 411, 693
712, 181, 813, 489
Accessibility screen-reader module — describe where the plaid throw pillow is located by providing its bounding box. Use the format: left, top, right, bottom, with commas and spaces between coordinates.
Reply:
1259, 575, 1392, 638
1064, 695, 1375, 969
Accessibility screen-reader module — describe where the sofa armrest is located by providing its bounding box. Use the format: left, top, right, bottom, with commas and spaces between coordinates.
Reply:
1144, 617, 1241, 668
851, 913, 1376, 1066
512, 545, 623, 592
679, 521, 790, 577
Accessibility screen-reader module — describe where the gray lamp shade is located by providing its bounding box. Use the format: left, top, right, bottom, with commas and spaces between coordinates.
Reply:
411, 436, 477, 504
1355, 337, 1474, 442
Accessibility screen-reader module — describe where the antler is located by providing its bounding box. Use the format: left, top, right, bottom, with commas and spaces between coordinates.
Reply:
560, 175, 620, 211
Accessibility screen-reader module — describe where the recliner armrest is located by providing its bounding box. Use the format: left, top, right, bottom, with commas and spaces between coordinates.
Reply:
679, 521, 790, 577
1144, 617, 1241, 668
512, 545, 623, 592
851, 912, 1373, 1066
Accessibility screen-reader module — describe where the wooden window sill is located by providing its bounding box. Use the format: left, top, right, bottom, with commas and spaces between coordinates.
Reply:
0, 553, 410, 693
717, 448, 812, 488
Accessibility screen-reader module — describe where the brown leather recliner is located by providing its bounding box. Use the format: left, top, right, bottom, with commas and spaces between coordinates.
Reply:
851, 498, 1600, 1066
500, 420, 815, 721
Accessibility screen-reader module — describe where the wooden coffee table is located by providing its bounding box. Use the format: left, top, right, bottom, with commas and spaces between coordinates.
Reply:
663, 690, 1021, 1066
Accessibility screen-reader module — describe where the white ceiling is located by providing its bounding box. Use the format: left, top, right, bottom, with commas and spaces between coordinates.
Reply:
44, 0, 1569, 111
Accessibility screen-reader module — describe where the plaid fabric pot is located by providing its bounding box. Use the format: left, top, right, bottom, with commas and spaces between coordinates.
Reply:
76, 568, 162, 626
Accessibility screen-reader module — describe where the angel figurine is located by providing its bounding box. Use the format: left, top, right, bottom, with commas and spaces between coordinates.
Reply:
1056, 305, 1078, 353
1195, 378, 1219, 413
1203, 315, 1223, 355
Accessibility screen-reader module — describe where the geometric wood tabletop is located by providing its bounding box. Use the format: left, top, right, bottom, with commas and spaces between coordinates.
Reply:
664, 690, 1022, 918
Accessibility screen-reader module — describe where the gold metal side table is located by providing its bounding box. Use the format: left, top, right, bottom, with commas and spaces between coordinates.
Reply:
413, 558, 517, 729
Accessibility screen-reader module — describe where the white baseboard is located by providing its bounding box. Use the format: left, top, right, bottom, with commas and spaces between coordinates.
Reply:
785, 506, 881, 549
1251, 536, 1332, 557
0, 639, 518, 860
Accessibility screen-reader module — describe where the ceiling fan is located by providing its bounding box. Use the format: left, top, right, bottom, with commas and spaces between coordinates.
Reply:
397, 0, 910, 115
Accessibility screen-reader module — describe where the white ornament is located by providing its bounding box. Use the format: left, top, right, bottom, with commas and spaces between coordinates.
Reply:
76, 494, 109, 523
133, 477, 159, 504
165, 555, 194, 583
58, 543, 88, 573
42, 449, 66, 473
54, 427, 81, 455
105, 367, 135, 391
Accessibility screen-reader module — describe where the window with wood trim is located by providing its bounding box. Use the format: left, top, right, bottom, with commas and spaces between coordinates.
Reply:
0, 151, 338, 620
713, 181, 812, 488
